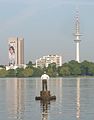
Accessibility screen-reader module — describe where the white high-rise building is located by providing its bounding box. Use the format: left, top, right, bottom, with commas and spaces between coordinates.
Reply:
74, 10, 82, 63
8, 37, 24, 66
36, 55, 62, 68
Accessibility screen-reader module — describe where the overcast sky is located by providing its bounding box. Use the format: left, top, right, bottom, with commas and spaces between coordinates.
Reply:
0, 0, 94, 64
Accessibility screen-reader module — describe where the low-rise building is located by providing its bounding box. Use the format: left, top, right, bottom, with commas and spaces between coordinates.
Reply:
36, 55, 62, 68
6, 64, 27, 70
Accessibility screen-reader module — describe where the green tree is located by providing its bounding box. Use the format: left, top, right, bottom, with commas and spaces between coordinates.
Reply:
47, 63, 57, 77
32, 67, 43, 77
88, 63, 94, 76
16, 68, 24, 77
26, 61, 33, 68
68, 60, 81, 76
81, 61, 94, 76
80, 60, 90, 75
0, 65, 5, 68
23, 68, 33, 77
58, 63, 70, 76
6, 69, 16, 77
0, 69, 7, 77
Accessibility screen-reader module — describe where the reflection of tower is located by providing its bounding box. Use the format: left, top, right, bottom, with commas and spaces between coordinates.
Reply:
76, 78, 80, 119
8, 37, 24, 66
6, 78, 25, 119
74, 10, 82, 63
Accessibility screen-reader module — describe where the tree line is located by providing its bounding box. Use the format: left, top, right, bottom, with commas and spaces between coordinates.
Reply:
0, 60, 94, 77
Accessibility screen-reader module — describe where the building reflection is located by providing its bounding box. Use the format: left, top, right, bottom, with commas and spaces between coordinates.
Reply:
6, 78, 25, 120
50, 78, 62, 102
76, 78, 80, 120
16, 79, 24, 119
35, 78, 41, 96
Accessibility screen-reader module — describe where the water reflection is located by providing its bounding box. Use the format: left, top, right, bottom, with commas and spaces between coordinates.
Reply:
0, 77, 94, 120
76, 78, 80, 120
16, 79, 24, 120
41, 101, 50, 120
6, 78, 25, 120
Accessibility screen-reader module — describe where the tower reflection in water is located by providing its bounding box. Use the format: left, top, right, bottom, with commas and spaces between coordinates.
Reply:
6, 78, 25, 120
76, 78, 80, 120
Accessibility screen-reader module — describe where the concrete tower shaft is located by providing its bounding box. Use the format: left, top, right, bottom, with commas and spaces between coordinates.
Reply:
74, 10, 82, 63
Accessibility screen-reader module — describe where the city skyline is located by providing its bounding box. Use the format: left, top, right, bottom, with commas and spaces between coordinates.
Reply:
0, 0, 94, 64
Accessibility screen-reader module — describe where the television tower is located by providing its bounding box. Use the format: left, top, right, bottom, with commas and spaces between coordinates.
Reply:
74, 10, 82, 63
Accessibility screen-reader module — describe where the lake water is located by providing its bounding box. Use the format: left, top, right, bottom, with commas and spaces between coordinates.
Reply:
0, 77, 94, 120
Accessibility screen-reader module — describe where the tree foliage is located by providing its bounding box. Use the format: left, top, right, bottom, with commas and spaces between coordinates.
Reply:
0, 69, 7, 77
23, 68, 33, 77
68, 60, 81, 76
1, 60, 94, 77
58, 64, 70, 76
32, 67, 43, 77
6, 69, 16, 77
47, 63, 57, 77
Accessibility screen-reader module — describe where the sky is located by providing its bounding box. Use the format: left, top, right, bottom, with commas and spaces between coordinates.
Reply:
0, 0, 94, 64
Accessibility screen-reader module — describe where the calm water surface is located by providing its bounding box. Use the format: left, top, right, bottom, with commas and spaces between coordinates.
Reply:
0, 77, 94, 120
